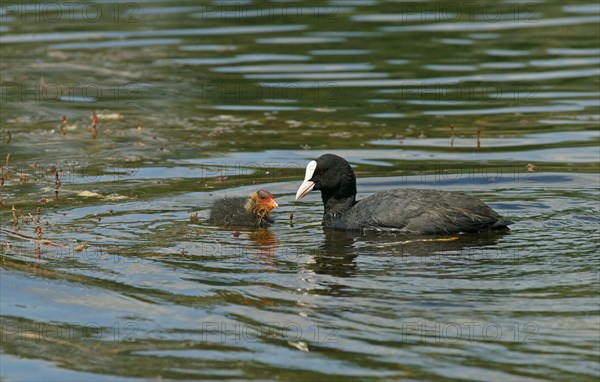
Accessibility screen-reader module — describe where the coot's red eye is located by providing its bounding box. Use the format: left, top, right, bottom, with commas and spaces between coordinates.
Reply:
318, 169, 324, 175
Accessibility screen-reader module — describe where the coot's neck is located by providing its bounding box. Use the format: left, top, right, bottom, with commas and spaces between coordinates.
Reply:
320, 176, 357, 222
322, 191, 356, 215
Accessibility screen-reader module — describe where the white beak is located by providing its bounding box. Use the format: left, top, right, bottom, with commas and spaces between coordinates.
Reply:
295, 160, 317, 200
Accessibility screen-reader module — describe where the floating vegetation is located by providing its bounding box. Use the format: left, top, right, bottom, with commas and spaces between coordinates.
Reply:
54, 169, 61, 200
96, 113, 122, 121
74, 243, 88, 252
2, 229, 66, 249
4, 153, 10, 179
91, 111, 98, 139
60, 115, 67, 135
77, 191, 103, 198
28, 213, 42, 241
189, 212, 200, 224
11, 206, 17, 226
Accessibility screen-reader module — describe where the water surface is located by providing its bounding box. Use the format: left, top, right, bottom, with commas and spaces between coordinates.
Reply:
1, 1, 599, 381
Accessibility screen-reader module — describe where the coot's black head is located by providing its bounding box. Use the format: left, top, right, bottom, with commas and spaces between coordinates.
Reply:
295, 154, 357, 201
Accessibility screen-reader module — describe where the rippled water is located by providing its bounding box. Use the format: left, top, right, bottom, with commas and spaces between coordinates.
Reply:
1, 1, 599, 381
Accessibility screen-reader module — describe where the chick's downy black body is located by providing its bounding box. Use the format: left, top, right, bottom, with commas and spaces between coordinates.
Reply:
295, 154, 512, 234
208, 190, 278, 228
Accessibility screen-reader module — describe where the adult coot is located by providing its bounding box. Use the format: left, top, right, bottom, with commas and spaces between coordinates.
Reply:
295, 154, 512, 234
209, 190, 278, 228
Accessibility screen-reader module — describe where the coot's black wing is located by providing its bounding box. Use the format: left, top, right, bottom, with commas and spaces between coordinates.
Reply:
341, 189, 511, 234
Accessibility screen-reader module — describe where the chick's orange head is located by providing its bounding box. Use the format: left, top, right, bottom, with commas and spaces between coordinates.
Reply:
254, 190, 279, 211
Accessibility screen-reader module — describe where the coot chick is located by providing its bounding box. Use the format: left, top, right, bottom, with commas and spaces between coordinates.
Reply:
209, 190, 278, 228
295, 154, 512, 234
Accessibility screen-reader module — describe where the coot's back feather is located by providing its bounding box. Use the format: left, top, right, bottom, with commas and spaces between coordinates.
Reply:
337, 189, 511, 234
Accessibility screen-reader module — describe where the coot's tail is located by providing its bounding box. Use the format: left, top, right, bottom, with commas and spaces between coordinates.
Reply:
491, 217, 513, 230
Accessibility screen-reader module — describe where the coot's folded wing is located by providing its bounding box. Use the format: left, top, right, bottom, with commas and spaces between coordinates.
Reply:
346, 189, 511, 234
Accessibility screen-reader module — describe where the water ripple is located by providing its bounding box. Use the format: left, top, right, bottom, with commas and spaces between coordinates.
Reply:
382, 16, 600, 32
0, 25, 307, 44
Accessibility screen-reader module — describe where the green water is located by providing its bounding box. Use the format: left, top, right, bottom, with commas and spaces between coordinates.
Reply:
1, 1, 599, 381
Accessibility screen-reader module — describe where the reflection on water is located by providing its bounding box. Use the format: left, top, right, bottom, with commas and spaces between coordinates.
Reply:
1, 0, 599, 381
310, 230, 359, 278
306, 229, 510, 279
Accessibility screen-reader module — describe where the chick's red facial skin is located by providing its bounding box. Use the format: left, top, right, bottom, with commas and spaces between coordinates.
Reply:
256, 190, 279, 211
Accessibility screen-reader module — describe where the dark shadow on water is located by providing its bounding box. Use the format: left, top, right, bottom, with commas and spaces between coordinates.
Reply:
309, 230, 359, 278
306, 229, 512, 279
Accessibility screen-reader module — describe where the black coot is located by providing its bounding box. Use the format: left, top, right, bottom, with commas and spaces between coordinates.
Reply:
295, 154, 512, 234
209, 190, 278, 228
